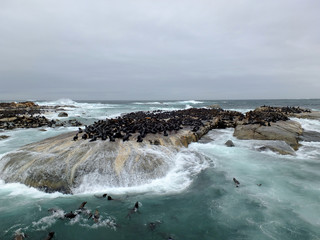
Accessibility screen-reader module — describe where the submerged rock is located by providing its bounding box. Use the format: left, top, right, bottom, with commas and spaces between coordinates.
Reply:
225, 140, 235, 147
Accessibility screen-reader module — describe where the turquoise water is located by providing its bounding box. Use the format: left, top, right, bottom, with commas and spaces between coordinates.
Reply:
0, 99, 320, 240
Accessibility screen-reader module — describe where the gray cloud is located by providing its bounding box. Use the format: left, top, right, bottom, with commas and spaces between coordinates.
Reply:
1, 0, 320, 100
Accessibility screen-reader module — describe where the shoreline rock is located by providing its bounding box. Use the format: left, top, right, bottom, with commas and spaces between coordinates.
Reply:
234, 120, 303, 151
0, 101, 82, 130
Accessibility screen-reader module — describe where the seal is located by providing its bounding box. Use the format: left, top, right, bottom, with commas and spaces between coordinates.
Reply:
64, 211, 77, 219
127, 201, 139, 219
14, 232, 26, 240
82, 133, 88, 140
147, 220, 162, 231
89, 135, 97, 142
233, 177, 240, 187
93, 209, 100, 223
123, 133, 131, 142
78, 201, 87, 210
73, 133, 78, 141
94, 193, 107, 198
137, 135, 143, 142
44, 232, 55, 240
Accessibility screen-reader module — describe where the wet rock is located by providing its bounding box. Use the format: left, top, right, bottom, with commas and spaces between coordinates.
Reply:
299, 130, 320, 142
58, 112, 68, 117
0, 135, 10, 140
257, 141, 296, 155
234, 120, 303, 151
225, 140, 235, 147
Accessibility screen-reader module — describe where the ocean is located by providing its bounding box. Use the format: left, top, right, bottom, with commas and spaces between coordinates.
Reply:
0, 99, 320, 240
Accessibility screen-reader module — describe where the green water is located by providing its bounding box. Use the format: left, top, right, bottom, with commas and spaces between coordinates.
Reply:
1, 155, 319, 240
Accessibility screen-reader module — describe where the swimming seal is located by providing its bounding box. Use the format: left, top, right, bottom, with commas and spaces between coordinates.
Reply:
64, 211, 77, 219
127, 201, 139, 219
233, 178, 240, 187
147, 220, 162, 231
14, 233, 26, 240
93, 209, 100, 223
44, 232, 55, 240
94, 193, 107, 198
78, 201, 87, 210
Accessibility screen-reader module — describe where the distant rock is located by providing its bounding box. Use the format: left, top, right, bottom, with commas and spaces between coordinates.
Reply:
0, 101, 82, 130
58, 112, 68, 117
225, 140, 235, 147
208, 104, 221, 109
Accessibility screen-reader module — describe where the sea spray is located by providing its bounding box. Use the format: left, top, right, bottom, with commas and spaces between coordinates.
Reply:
73, 146, 210, 195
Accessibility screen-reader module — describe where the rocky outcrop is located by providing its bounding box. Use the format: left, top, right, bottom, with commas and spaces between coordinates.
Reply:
0, 101, 82, 130
0, 119, 220, 194
234, 120, 303, 151
232, 106, 311, 154
0, 101, 41, 118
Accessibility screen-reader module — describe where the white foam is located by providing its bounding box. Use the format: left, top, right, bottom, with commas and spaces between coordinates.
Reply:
133, 101, 162, 105
0, 180, 64, 198
178, 100, 204, 104
72, 148, 209, 195
31, 209, 65, 231
36, 98, 77, 106
292, 117, 320, 132
79, 216, 117, 231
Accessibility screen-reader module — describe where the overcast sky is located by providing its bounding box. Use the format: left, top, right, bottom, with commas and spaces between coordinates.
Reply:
0, 0, 319, 100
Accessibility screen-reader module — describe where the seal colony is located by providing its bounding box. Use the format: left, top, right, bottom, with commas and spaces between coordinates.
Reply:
0, 101, 82, 130
74, 108, 245, 143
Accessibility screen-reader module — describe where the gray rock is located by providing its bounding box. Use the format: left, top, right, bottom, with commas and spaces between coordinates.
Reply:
225, 140, 235, 147
58, 112, 68, 117
0, 135, 10, 140
234, 120, 303, 151
257, 141, 296, 155
299, 130, 320, 142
